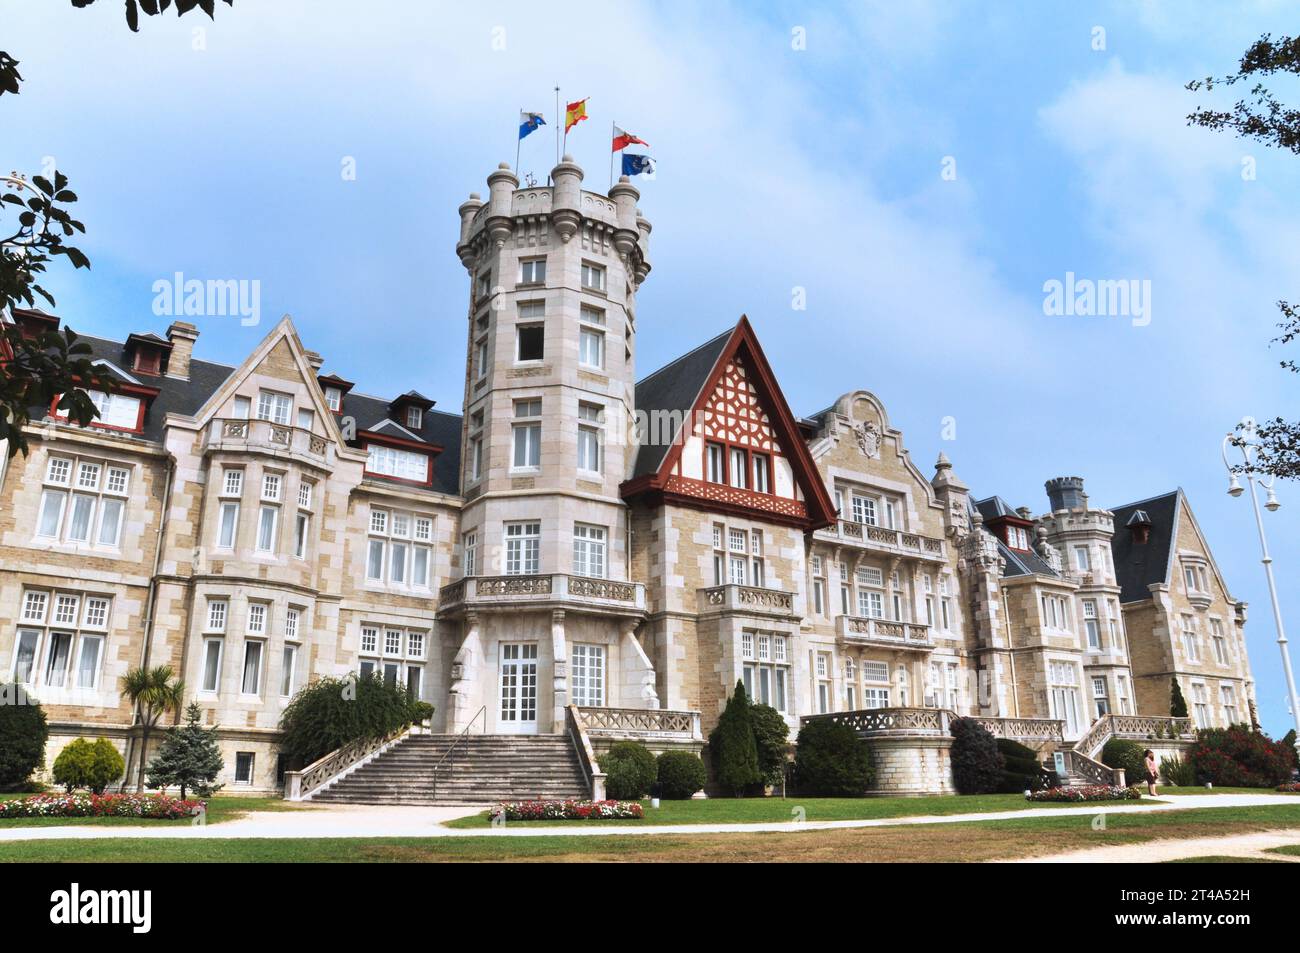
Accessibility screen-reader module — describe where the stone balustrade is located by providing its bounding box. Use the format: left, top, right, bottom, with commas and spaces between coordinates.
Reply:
815, 519, 946, 562
577, 706, 703, 741
803, 706, 951, 737
837, 615, 934, 652
968, 716, 1065, 744
1074, 713, 1196, 760
283, 723, 417, 801
438, 573, 645, 615
698, 584, 797, 618
205, 417, 329, 464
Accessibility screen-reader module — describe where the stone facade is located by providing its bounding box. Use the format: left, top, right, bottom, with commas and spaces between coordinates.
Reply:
0, 157, 1258, 797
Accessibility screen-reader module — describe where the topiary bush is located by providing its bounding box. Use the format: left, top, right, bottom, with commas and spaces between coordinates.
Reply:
0, 683, 48, 790
794, 718, 873, 796
1190, 726, 1294, 788
995, 738, 1056, 793
749, 703, 790, 791
599, 741, 657, 800
1101, 738, 1148, 783
279, 672, 419, 766
709, 681, 761, 796
1170, 677, 1189, 718
51, 738, 124, 794
950, 717, 1004, 794
656, 751, 707, 799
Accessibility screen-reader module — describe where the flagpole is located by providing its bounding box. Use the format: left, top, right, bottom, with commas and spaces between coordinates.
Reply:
515, 106, 522, 174
554, 85, 561, 166
608, 120, 615, 191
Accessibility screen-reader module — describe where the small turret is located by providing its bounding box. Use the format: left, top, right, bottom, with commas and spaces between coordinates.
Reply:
1046, 476, 1086, 512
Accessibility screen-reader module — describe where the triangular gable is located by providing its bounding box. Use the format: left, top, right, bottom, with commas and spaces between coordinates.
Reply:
621, 315, 837, 529
1171, 490, 1237, 604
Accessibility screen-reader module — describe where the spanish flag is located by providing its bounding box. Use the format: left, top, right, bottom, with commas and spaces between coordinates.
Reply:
565, 98, 589, 133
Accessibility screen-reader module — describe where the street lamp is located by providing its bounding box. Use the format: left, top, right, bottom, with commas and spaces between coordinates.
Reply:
1221, 418, 1300, 764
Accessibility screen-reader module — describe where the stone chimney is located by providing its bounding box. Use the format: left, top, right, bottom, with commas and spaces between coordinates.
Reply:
165, 321, 199, 381
304, 350, 325, 373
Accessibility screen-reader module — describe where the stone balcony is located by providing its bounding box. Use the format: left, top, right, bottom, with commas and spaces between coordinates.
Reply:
438, 573, 646, 618
815, 520, 946, 563
203, 418, 330, 466
837, 615, 934, 652
697, 584, 799, 620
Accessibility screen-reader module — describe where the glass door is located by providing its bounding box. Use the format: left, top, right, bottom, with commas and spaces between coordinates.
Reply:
499, 643, 538, 733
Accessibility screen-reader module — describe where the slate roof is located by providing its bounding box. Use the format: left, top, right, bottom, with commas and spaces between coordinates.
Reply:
974, 496, 1024, 521
1109, 490, 1180, 603
629, 327, 731, 479
997, 538, 1060, 578
39, 331, 462, 496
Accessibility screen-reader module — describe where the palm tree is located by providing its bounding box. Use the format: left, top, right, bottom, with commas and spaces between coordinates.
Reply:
121, 665, 185, 793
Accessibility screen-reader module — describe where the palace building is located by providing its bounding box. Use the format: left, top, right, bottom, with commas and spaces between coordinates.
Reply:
0, 157, 1257, 797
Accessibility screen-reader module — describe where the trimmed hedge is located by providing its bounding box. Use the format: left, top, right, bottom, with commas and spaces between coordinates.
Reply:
950, 718, 1003, 794
1101, 738, 1148, 782
656, 751, 707, 799
794, 719, 872, 796
0, 683, 48, 789
51, 738, 124, 794
599, 741, 657, 800
996, 738, 1056, 793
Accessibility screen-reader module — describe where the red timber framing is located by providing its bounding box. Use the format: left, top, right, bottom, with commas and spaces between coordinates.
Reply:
620, 315, 838, 530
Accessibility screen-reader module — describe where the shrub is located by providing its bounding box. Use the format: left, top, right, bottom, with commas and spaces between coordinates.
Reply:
1277, 781, 1300, 793
51, 738, 123, 794
794, 718, 873, 796
0, 683, 48, 788
950, 718, 1004, 794
996, 738, 1056, 793
278, 673, 419, 765
1169, 677, 1188, 718
1160, 756, 1197, 787
490, 800, 643, 821
0, 792, 202, 819
146, 702, 224, 799
599, 741, 657, 800
1027, 785, 1141, 803
1282, 730, 1299, 773
656, 751, 707, 799
1190, 725, 1293, 788
408, 700, 435, 725
749, 704, 790, 790
709, 681, 760, 796
1101, 738, 1148, 783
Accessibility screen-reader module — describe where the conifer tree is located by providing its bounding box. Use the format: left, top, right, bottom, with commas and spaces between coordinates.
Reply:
1170, 677, 1189, 719
146, 702, 224, 800
710, 680, 760, 797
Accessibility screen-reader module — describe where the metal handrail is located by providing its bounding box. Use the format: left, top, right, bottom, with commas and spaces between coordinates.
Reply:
431, 705, 486, 794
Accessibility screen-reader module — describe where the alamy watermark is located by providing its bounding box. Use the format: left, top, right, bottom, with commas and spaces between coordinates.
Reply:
1042, 272, 1151, 327
152, 272, 261, 327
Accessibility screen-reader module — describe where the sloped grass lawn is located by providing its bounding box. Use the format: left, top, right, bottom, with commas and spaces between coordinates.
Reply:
1159, 787, 1299, 796
3, 804, 1300, 863
0, 794, 309, 828
443, 792, 1168, 829
1265, 844, 1300, 858
1166, 856, 1289, 863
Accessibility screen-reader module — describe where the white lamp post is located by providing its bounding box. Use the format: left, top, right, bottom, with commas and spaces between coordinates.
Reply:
1221, 418, 1300, 763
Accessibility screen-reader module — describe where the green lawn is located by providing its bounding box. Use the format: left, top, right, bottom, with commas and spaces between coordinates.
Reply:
1165, 856, 1289, 863
443, 792, 1169, 828
3, 804, 1299, 863
0, 795, 310, 828
1159, 786, 1297, 796
1265, 844, 1300, 857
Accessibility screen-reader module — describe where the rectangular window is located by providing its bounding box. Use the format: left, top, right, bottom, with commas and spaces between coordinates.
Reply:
729, 448, 748, 489
247, 603, 267, 635
292, 512, 310, 559
1074, 546, 1090, 571
297, 407, 314, 430
324, 386, 342, 412
474, 337, 489, 380
707, 443, 725, 483
367, 539, 385, 580
360, 627, 378, 655
223, 469, 244, 497
463, 531, 478, 577
468, 435, 483, 481
753, 454, 770, 493
73, 634, 103, 689
580, 261, 605, 291
66, 494, 95, 542
1083, 599, 1101, 650
263, 473, 283, 502
218, 502, 239, 549
297, 481, 313, 510
284, 607, 300, 642
573, 524, 607, 578
1181, 616, 1200, 662
241, 641, 264, 695
579, 327, 604, 368
406, 665, 423, 699
407, 631, 425, 659
1092, 676, 1110, 717
37, 489, 66, 538
256, 390, 292, 425
207, 599, 228, 633
44, 632, 72, 687
366, 444, 430, 482
22, 590, 48, 623
1221, 684, 1238, 724
281, 645, 297, 697
571, 644, 606, 707
234, 752, 254, 785
1191, 682, 1210, 728
577, 403, 603, 473
851, 494, 877, 526
516, 324, 545, 362
519, 257, 546, 284
201, 638, 222, 693
12, 630, 39, 683
83, 597, 109, 629
505, 521, 541, 575
256, 505, 278, 553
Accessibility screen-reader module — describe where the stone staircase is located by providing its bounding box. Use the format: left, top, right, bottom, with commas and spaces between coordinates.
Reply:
308, 733, 590, 805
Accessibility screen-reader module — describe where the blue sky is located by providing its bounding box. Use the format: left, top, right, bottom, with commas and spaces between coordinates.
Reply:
6, 0, 1300, 737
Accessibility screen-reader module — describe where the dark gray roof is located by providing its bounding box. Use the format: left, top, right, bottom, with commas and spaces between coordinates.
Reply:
1109, 491, 1180, 603
995, 537, 1060, 578
974, 496, 1022, 521
630, 327, 731, 479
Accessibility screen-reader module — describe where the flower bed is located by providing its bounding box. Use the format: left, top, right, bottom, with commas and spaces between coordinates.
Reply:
0, 793, 204, 820
1277, 782, 1300, 793
1026, 785, 1141, 803
491, 799, 644, 821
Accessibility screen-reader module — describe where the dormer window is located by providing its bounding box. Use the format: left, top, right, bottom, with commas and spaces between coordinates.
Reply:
1006, 526, 1030, 550
324, 387, 342, 412
133, 348, 161, 375
405, 406, 423, 430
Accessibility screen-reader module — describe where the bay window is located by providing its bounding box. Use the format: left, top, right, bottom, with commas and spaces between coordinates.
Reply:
505, 521, 541, 575
741, 632, 789, 713
367, 507, 433, 588
573, 524, 607, 578
571, 643, 606, 707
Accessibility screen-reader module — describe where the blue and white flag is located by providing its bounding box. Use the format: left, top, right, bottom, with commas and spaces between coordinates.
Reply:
519, 111, 546, 140
621, 153, 656, 177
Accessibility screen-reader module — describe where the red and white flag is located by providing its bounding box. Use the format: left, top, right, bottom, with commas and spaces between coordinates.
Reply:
611, 125, 650, 152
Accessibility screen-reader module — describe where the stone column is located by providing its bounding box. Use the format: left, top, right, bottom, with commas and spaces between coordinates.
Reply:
448, 612, 483, 733
551, 609, 567, 730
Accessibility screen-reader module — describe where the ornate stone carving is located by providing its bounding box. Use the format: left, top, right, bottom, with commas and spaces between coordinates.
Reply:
854, 420, 880, 458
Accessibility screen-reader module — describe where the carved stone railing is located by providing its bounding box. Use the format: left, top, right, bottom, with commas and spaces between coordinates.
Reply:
838, 616, 934, 652
803, 707, 951, 737
968, 716, 1065, 744
815, 520, 946, 562
1073, 714, 1196, 761
283, 722, 419, 801
698, 584, 797, 618
566, 705, 606, 801
438, 574, 646, 614
1057, 747, 1125, 787
206, 418, 329, 463
577, 706, 703, 741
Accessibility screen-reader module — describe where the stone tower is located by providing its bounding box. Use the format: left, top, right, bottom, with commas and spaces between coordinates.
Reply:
439, 157, 656, 734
